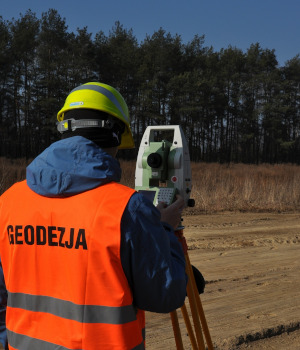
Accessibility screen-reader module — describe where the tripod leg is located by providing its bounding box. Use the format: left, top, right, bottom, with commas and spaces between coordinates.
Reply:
186, 253, 214, 350
186, 262, 206, 350
170, 310, 184, 350
174, 228, 214, 349
181, 303, 198, 350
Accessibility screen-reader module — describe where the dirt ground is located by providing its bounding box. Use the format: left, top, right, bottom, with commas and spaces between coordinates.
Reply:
145, 212, 300, 349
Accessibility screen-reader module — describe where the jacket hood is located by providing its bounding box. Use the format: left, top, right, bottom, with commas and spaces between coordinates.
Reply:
26, 136, 122, 197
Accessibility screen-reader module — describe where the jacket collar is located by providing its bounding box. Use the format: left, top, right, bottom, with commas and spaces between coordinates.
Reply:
26, 136, 121, 197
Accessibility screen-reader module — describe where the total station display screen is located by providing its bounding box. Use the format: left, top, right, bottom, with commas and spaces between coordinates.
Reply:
138, 190, 156, 204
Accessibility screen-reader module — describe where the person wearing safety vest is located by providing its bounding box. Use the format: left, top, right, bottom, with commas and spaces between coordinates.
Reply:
0, 82, 187, 350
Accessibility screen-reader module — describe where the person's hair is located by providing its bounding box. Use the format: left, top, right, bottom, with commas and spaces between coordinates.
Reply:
61, 109, 125, 148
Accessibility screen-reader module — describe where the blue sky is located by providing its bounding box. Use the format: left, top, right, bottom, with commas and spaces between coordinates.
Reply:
1, 0, 299, 67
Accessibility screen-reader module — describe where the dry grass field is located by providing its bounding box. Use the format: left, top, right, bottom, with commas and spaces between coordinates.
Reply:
2, 157, 300, 214
119, 160, 300, 214
1, 158, 300, 349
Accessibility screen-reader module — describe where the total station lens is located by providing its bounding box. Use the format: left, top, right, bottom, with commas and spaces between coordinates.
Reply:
147, 153, 162, 168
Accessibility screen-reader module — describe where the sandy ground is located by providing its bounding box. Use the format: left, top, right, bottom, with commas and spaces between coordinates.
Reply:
145, 212, 300, 349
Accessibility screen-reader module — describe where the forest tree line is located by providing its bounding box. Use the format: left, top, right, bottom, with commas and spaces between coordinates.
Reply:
1, 9, 300, 163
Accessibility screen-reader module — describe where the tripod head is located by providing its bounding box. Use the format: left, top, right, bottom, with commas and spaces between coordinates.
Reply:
135, 125, 195, 208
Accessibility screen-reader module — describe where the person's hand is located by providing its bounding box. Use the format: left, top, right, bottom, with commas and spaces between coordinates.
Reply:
156, 195, 185, 229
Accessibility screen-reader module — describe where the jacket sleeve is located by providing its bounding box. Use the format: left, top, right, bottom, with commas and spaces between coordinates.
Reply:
120, 192, 187, 313
0, 260, 7, 350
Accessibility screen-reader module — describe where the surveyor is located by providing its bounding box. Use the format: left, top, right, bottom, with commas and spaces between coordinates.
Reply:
0, 82, 187, 350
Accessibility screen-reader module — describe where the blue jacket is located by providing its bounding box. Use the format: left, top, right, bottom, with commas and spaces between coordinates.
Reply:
0, 136, 187, 349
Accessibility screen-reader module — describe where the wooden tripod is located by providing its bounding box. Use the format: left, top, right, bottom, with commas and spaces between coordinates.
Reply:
170, 228, 214, 350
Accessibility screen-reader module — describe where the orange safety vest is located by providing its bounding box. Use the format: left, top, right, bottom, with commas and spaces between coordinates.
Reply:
0, 180, 145, 350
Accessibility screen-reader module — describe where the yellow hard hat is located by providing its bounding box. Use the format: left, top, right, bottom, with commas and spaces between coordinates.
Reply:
57, 82, 135, 149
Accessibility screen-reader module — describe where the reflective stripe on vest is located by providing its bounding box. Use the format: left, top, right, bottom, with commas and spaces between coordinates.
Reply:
0, 181, 145, 350
7, 330, 145, 350
8, 291, 137, 324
